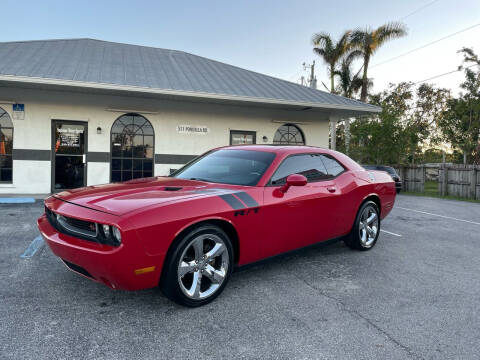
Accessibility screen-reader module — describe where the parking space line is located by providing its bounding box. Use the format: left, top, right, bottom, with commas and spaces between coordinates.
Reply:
380, 229, 402, 237
0, 197, 35, 204
396, 206, 480, 226
20, 236, 44, 258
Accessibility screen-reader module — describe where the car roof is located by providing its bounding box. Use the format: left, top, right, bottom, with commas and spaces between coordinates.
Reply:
217, 144, 330, 155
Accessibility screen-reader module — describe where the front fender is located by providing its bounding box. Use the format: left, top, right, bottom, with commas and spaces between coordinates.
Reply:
129, 188, 263, 265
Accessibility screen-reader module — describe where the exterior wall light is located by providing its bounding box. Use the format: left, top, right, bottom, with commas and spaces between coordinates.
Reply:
97, 126, 102, 134
262, 136, 268, 143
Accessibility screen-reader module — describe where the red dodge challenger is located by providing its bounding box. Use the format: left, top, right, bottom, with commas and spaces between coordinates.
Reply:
38, 145, 396, 306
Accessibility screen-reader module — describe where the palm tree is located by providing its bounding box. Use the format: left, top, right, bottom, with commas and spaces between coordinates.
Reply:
334, 52, 365, 98
312, 31, 352, 93
350, 22, 407, 102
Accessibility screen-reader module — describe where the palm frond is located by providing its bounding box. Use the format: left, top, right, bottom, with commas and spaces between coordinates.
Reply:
344, 49, 363, 64
313, 48, 327, 58
374, 22, 407, 51
312, 32, 333, 49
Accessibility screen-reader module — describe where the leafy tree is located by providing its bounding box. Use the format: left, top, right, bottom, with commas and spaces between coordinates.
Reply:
346, 83, 412, 164
438, 47, 480, 164
339, 82, 450, 165
350, 22, 407, 102
406, 84, 451, 163
312, 31, 352, 93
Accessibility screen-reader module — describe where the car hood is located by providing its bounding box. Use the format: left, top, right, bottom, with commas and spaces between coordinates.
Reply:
53, 177, 239, 216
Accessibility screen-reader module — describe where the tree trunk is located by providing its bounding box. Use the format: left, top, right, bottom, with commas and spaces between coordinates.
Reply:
330, 64, 335, 93
344, 118, 350, 155
360, 55, 370, 102
464, 150, 467, 165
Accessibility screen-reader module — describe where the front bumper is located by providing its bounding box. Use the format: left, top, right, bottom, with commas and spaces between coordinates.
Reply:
38, 210, 164, 291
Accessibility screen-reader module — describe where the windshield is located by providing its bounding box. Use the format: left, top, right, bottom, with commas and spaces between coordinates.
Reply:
172, 149, 276, 186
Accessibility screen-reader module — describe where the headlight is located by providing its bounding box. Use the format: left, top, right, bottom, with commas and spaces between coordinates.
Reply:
112, 226, 122, 244
102, 224, 110, 237
100, 224, 121, 246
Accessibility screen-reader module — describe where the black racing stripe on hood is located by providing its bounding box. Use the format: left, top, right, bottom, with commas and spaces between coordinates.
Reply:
234, 192, 259, 207
218, 194, 245, 210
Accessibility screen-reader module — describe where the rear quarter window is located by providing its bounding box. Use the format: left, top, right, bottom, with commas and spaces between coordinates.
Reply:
320, 155, 346, 177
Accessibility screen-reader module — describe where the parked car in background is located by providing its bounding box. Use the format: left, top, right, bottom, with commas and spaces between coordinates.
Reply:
38, 146, 396, 307
363, 165, 402, 193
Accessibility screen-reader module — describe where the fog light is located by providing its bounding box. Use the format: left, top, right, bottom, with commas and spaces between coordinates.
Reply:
112, 226, 122, 244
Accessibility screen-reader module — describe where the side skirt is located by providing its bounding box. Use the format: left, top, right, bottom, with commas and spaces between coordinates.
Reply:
234, 235, 347, 273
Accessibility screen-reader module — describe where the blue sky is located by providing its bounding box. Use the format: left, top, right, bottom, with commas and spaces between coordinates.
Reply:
1, 0, 479, 94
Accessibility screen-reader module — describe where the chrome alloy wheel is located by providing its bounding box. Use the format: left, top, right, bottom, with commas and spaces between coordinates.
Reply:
358, 205, 379, 248
177, 233, 229, 300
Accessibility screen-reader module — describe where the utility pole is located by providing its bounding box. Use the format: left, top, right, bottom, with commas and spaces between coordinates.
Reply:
301, 62, 317, 89
309, 61, 316, 89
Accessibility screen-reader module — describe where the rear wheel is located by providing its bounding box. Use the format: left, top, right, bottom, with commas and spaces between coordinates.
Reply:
160, 225, 233, 307
344, 201, 380, 251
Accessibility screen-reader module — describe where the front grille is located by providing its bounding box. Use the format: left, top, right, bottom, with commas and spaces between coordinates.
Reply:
45, 206, 118, 246
56, 214, 97, 238
64, 216, 96, 233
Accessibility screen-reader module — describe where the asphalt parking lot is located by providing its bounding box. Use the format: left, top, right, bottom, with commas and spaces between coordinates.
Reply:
1, 194, 480, 360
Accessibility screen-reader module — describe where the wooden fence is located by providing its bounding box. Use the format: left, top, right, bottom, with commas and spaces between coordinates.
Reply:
394, 164, 480, 200
394, 165, 426, 193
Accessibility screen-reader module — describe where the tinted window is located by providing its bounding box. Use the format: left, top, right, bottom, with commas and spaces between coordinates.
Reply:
270, 154, 330, 185
273, 124, 305, 145
174, 149, 276, 186
111, 113, 154, 182
0, 107, 13, 183
320, 155, 345, 177
230, 130, 256, 145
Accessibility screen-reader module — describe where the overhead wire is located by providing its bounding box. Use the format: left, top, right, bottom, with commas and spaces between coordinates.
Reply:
371, 23, 480, 68
414, 63, 479, 84
398, 0, 442, 21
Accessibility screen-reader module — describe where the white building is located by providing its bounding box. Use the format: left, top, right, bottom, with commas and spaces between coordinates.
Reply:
0, 39, 379, 194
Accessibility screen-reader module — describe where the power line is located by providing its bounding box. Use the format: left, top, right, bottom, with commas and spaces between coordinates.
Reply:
398, 0, 442, 21
286, 69, 303, 81
371, 22, 480, 68
414, 63, 479, 84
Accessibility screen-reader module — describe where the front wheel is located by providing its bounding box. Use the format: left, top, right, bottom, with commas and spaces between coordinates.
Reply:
160, 225, 234, 307
344, 201, 380, 251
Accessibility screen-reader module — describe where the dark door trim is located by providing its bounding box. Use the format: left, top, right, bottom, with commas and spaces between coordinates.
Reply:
51, 119, 88, 193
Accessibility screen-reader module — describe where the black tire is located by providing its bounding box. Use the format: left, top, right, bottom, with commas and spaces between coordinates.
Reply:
344, 201, 380, 251
160, 224, 234, 307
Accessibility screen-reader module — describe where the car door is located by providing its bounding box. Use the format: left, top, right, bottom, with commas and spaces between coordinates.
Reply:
318, 154, 356, 237
260, 153, 339, 259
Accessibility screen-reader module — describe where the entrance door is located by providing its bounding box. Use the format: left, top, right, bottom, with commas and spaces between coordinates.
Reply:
52, 120, 87, 192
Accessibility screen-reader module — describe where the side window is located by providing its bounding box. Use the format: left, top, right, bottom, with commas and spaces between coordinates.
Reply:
270, 154, 330, 185
320, 155, 345, 177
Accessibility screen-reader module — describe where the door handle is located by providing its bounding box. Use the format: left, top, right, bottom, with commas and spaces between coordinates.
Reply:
82, 154, 86, 164
327, 186, 336, 193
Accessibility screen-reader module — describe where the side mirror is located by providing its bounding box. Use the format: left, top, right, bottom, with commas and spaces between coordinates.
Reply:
279, 174, 307, 193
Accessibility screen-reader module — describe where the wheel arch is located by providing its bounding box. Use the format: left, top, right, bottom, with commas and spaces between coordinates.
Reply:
161, 218, 240, 285
360, 193, 381, 215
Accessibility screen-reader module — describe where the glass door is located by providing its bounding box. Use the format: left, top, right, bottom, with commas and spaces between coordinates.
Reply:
52, 120, 87, 192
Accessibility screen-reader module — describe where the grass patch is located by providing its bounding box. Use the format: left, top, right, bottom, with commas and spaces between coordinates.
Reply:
402, 180, 480, 204
424, 180, 439, 197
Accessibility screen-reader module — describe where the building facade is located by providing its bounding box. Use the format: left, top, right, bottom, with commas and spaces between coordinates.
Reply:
0, 39, 379, 194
